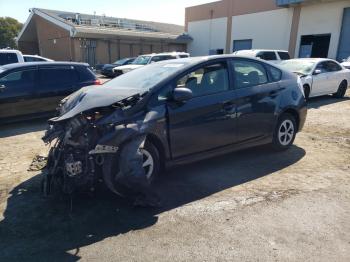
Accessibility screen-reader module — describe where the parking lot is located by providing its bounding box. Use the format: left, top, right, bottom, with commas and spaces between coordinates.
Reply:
0, 92, 349, 261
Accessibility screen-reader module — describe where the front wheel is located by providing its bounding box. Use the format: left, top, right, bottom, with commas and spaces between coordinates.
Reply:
272, 113, 297, 151
140, 141, 160, 184
333, 81, 347, 98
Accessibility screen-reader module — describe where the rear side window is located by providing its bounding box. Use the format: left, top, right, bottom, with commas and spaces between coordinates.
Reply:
325, 61, 342, 72
231, 60, 268, 88
267, 65, 282, 82
278, 52, 290, 60
76, 66, 96, 81
0, 53, 18, 65
257, 52, 277, 61
39, 66, 78, 89
0, 69, 36, 90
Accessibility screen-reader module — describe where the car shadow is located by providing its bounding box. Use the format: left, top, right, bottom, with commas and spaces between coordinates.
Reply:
0, 145, 305, 261
0, 119, 47, 138
307, 95, 349, 109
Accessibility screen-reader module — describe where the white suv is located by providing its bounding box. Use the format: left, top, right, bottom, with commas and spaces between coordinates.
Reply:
233, 49, 290, 63
113, 52, 190, 76
0, 49, 25, 65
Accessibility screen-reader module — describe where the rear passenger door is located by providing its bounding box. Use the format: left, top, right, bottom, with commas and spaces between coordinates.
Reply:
230, 59, 282, 142
0, 67, 38, 119
36, 65, 79, 113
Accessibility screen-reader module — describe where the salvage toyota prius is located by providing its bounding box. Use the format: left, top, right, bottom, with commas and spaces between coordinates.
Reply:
42, 55, 307, 196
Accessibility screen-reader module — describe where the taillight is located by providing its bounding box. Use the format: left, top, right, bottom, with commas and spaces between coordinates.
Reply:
94, 79, 102, 85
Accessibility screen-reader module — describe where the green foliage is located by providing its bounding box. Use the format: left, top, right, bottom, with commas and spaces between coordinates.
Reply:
0, 17, 23, 49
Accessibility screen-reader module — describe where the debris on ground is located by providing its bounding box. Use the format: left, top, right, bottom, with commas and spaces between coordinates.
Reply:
28, 155, 48, 171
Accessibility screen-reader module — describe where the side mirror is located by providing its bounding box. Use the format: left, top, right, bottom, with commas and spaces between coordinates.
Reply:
172, 88, 193, 102
313, 69, 322, 75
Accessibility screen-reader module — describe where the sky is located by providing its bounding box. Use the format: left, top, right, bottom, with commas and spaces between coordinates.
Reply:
0, 0, 214, 25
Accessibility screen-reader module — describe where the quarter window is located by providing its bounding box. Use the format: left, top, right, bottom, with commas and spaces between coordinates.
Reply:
176, 63, 229, 97
231, 60, 268, 88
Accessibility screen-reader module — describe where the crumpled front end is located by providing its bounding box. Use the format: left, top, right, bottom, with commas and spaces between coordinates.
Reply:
41, 94, 165, 199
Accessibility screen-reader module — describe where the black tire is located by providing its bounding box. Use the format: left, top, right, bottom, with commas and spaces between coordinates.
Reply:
303, 85, 310, 101
333, 80, 347, 98
140, 141, 160, 184
272, 113, 297, 151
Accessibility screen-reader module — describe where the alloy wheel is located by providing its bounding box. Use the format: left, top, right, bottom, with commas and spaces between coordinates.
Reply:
278, 119, 295, 146
140, 148, 154, 180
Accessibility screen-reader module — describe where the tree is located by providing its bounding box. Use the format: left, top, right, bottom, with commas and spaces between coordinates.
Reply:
0, 17, 23, 49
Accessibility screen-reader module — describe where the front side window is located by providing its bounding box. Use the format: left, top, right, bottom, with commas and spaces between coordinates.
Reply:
231, 60, 268, 88
176, 63, 229, 97
133, 56, 151, 65
257, 52, 277, 61
315, 62, 329, 74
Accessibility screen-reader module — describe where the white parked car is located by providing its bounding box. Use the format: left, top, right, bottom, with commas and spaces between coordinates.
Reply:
0, 49, 25, 65
341, 56, 350, 69
113, 52, 190, 77
23, 54, 53, 62
279, 58, 350, 99
233, 49, 290, 63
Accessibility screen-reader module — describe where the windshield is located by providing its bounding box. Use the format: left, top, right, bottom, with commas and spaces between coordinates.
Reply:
113, 58, 129, 65
103, 60, 190, 91
132, 56, 151, 65
279, 60, 315, 75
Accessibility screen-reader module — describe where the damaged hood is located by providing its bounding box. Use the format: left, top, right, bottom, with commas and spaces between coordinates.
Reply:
53, 85, 144, 122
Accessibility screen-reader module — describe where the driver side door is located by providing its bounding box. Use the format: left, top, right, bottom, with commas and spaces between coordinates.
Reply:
312, 62, 333, 96
166, 60, 238, 159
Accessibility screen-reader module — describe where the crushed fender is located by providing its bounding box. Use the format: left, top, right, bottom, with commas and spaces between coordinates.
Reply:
42, 93, 164, 206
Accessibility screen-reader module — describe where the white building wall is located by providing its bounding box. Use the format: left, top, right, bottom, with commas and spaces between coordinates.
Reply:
295, 0, 350, 59
231, 8, 294, 53
188, 17, 227, 56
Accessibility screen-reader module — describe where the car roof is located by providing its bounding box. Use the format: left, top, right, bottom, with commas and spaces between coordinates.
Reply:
140, 52, 189, 57
235, 49, 288, 54
286, 58, 333, 63
0, 49, 22, 54
0, 61, 90, 70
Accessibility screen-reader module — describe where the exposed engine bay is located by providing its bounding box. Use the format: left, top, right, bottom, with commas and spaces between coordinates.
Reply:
42, 89, 165, 205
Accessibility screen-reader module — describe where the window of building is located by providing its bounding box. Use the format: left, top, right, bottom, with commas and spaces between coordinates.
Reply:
233, 39, 252, 52
230, 60, 268, 88
176, 63, 229, 97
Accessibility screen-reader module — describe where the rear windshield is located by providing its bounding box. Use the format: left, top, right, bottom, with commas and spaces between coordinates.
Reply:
278, 52, 290, 60
0, 53, 18, 65
76, 66, 96, 81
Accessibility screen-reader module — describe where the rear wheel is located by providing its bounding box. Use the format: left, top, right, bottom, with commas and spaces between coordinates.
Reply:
333, 80, 347, 98
272, 113, 297, 151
